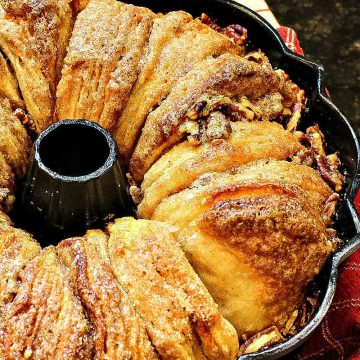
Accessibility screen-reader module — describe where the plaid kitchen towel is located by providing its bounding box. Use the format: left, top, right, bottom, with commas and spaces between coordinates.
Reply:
235, 1, 360, 359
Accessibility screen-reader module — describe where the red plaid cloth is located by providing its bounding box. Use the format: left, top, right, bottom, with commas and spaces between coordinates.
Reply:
277, 26, 360, 360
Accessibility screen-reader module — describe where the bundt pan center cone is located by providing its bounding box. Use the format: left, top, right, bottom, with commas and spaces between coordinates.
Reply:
0, 0, 359, 359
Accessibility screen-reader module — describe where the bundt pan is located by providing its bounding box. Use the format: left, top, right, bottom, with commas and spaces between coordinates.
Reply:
121, 0, 360, 359
17, 120, 134, 245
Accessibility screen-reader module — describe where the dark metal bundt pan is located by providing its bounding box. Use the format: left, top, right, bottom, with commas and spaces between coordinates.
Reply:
123, 0, 360, 358
18, 120, 134, 245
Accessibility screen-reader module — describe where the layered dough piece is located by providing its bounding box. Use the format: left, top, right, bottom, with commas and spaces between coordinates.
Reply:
56, 0, 155, 131
58, 230, 159, 359
152, 160, 334, 228
0, 51, 23, 109
108, 217, 239, 360
115, 11, 243, 162
129, 52, 284, 182
0, 246, 93, 359
0, 221, 41, 317
0, 0, 74, 132
138, 121, 304, 218
151, 160, 336, 335
0, 217, 239, 359
0, 152, 14, 213
0, 98, 31, 213
0, 98, 31, 177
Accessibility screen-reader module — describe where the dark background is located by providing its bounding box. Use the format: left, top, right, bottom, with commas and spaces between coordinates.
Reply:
267, 0, 360, 132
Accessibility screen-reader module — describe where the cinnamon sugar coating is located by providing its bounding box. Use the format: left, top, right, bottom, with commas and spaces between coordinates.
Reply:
115, 11, 243, 163
0, 247, 93, 359
56, 0, 155, 131
58, 230, 158, 360
0, 0, 73, 132
138, 121, 303, 219
108, 217, 239, 360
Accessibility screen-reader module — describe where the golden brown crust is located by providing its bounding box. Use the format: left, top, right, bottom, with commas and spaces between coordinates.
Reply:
129, 53, 281, 182
138, 122, 303, 218
0, 151, 14, 213
57, 230, 159, 360
0, 0, 74, 132
0, 226, 40, 317
115, 12, 243, 163
201, 190, 328, 252
0, 247, 93, 359
173, 181, 334, 335
150, 160, 336, 335
151, 159, 336, 334
152, 160, 333, 229
0, 52, 23, 109
55, 0, 155, 131
108, 217, 239, 360
0, 97, 32, 178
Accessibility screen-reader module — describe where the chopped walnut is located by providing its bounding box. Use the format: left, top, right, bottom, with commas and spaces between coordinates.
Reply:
203, 96, 233, 117
200, 13, 222, 32
186, 96, 232, 121
275, 69, 306, 125
186, 94, 281, 128
237, 96, 262, 120
326, 228, 339, 243
186, 100, 207, 120
183, 112, 232, 145
224, 24, 248, 45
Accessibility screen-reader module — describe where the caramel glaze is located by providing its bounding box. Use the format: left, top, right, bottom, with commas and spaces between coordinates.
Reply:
0, 247, 93, 359
58, 230, 159, 360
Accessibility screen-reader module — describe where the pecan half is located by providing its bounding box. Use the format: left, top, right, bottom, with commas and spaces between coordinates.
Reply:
322, 193, 340, 225
315, 154, 344, 192
292, 149, 315, 167
306, 124, 326, 156
205, 111, 232, 141
201, 13, 248, 46
14, 108, 36, 136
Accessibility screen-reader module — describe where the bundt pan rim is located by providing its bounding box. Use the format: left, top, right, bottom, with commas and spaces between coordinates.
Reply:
34, 119, 117, 183
122, 0, 360, 358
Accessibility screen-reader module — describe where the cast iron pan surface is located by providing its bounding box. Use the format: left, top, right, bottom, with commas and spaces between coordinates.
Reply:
122, 0, 360, 359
